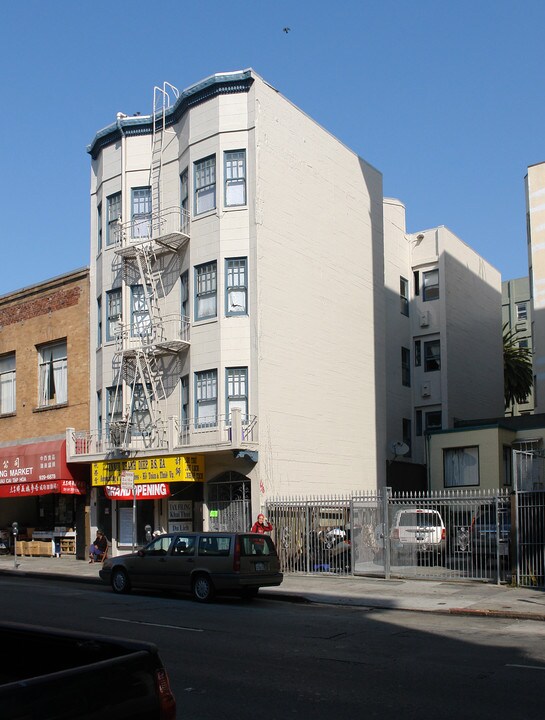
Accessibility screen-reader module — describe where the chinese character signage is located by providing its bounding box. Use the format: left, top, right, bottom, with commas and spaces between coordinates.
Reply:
0, 440, 76, 486
91, 455, 205, 487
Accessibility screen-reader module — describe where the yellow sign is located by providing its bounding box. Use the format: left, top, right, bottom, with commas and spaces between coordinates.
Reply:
91, 455, 205, 487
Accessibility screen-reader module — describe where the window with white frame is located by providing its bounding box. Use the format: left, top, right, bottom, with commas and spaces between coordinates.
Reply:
226, 367, 248, 422
97, 202, 102, 252
516, 302, 528, 321
106, 289, 122, 342
414, 339, 421, 367
424, 339, 440, 371
401, 347, 411, 387
195, 262, 217, 321
425, 410, 442, 432
38, 341, 67, 407
180, 169, 188, 212
194, 156, 216, 215
131, 383, 152, 436
131, 187, 152, 238
422, 269, 439, 301
444, 446, 479, 487
226, 257, 247, 315
131, 285, 151, 338
107, 386, 123, 427
225, 150, 246, 206
97, 296, 102, 347
106, 192, 121, 246
400, 276, 409, 316
181, 271, 189, 319
0, 353, 16, 414
195, 370, 217, 427
181, 375, 189, 427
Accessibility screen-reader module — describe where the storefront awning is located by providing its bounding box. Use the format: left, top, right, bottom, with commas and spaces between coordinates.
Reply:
0, 440, 85, 496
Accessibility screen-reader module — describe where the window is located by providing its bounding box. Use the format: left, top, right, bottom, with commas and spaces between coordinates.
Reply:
107, 386, 123, 427
38, 341, 67, 407
181, 271, 189, 319
195, 370, 217, 427
401, 347, 411, 387
106, 289, 122, 342
225, 150, 246, 206
425, 411, 442, 432
97, 202, 102, 252
516, 302, 528, 321
413, 270, 420, 296
131, 285, 151, 338
414, 340, 421, 367
199, 535, 231, 556
0, 353, 16, 414
106, 192, 121, 246
227, 367, 248, 422
444, 447, 479, 487
519, 339, 529, 349
97, 297, 102, 347
400, 277, 409, 316
194, 156, 216, 215
402, 418, 412, 458
180, 169, 188, 212
424, 339, 440, 372
181, 375, 189, 427
226, 257, 247, 315
422, 270, 439, 301
97, 390, 102, 435
131, 383, 152, 436
131, 187, 151, 238
195, 262, 217, 321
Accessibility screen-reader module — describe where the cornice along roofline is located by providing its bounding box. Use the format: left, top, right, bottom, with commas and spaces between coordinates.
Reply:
87, 70, 255, 159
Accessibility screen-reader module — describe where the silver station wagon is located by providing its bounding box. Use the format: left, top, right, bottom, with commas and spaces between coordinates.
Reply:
99, 532, 283, 602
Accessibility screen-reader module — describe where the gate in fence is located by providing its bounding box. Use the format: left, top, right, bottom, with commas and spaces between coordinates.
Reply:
267, 487, 532, 585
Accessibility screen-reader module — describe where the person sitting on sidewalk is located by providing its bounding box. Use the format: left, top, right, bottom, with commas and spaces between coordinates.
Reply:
88, 531, 108, 563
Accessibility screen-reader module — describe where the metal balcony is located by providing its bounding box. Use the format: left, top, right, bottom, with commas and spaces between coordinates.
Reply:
114, 206, 190, 258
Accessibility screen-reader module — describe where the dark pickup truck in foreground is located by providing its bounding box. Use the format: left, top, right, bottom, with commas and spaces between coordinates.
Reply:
0, 621, 176, 720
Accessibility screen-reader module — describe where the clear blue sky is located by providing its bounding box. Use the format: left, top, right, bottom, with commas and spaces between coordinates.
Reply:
1, 0, 543, 295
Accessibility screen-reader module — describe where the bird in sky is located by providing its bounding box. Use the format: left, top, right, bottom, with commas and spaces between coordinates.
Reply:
283, 27, 291, 33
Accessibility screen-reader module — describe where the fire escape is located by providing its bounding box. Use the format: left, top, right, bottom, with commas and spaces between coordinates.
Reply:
109, 82, 190, 451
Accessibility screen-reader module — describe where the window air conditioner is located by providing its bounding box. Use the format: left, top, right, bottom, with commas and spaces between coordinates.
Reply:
421, 382, 431, 398
420, 311, 430, 327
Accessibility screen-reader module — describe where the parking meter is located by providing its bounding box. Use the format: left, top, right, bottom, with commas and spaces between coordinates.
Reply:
144, 525, 152, 543
12, 522, 19, 569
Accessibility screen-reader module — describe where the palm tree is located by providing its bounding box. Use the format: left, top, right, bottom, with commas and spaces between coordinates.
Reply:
503, 324, 533, 409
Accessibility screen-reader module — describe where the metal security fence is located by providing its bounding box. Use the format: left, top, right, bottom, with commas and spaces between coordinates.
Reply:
267, 488, 528, 585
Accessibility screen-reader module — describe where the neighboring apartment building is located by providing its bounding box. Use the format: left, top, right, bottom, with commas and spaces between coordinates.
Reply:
383, 199, 504, 484
0, 269, 90, 558
68, 70, 386, 552
526, 161, 545, 413
502, 276, 534, 416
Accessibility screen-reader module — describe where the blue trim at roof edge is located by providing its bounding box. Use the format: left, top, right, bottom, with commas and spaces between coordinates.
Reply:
87, 70, 254, 159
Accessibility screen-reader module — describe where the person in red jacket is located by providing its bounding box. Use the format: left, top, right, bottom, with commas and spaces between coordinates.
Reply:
251, 513, 273, 534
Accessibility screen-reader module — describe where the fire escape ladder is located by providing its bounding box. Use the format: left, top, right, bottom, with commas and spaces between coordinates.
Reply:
134, 244, 165, 343
151, 82, 179, 219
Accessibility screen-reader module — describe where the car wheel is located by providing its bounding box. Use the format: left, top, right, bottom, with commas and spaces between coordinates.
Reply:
111, 568, 131, 594
192, 573, 215, 603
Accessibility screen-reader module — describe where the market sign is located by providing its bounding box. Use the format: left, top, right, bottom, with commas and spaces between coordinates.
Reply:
104, 482, 171, 500
0, 440, 79, 486
91, 455, 205, 487
0, 479, 86, 498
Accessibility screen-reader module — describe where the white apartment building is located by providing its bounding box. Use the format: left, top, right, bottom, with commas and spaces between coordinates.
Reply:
383, 198, 504, 478
67, 70, 386, 550
526, 161, 545, 413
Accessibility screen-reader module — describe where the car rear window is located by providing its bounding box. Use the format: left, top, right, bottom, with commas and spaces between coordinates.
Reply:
399, 512, 442, 528
240, 535, 276, 557
198, 536, 231, 556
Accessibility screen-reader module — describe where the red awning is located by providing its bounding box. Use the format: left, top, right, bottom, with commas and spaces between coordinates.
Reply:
0, 440, 84, 496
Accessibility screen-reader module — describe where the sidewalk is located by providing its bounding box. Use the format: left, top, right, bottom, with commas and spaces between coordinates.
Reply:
1, 554, 545, 620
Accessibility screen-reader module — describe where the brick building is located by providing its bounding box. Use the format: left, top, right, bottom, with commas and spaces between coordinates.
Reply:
0, 268, 91, 558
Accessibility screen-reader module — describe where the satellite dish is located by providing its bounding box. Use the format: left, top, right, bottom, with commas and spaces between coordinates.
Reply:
391, 441, 410, 457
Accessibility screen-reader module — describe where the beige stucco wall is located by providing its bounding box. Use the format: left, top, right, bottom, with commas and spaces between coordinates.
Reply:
526, 162, 545, 413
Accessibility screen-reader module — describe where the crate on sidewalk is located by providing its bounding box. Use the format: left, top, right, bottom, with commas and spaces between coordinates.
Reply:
16, 541, 28, 555
27, 542, 41, 556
